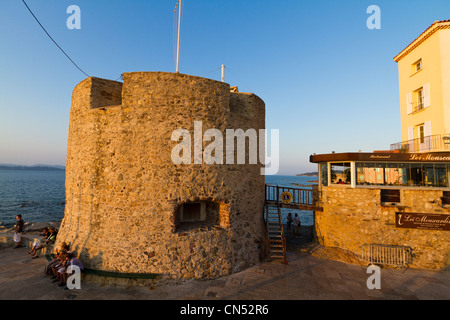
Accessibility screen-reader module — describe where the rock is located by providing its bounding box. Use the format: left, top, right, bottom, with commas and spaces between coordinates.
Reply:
308, 244, 366, 266
183, 272, 194, 279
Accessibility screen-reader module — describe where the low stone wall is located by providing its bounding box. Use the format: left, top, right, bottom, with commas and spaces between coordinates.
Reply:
315, 186, 450, 270
0, 233, 54, 255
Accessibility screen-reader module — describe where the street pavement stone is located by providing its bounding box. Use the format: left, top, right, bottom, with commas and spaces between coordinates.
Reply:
0, 243, 449, 301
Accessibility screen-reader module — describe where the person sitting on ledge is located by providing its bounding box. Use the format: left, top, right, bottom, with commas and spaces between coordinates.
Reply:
28, 227, 50, 256
50, 250, 68, 281
58, 252, 84, 288
45, 243, 70, 276
30, 226, 58, 259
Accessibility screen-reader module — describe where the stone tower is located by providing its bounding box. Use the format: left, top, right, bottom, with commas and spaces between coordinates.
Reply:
56, 72, 266, 280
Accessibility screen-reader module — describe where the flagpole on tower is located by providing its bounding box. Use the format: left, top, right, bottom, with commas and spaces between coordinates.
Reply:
175, 0, 182, 73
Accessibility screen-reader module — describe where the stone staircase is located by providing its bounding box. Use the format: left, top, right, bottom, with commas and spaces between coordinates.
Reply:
265, 206, 287, 263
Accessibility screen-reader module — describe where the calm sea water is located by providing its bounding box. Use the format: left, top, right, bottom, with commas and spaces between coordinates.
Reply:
265, 175, 317, 226
0, 170, 65, 226
0, 170, 317, 227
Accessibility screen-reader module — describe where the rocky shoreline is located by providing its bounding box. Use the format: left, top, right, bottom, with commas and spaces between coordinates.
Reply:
0, 221, 61, 235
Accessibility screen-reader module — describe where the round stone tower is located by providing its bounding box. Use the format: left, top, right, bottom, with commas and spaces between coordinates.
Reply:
56, 72, 266, 281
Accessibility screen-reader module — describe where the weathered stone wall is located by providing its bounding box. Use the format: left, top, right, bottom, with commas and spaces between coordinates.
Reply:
57, 72, 266, 281
315, 186, 450, 270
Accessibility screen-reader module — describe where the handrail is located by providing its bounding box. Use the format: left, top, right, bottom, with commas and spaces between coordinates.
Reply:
390, 133, 450, 153
265, 184, 314, 206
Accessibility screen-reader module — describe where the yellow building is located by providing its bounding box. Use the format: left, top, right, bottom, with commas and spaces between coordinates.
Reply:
308, 21, 450, 271
393, 20, 450, 153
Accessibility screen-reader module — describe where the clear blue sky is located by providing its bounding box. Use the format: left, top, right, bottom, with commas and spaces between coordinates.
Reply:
0, 0, 449, 175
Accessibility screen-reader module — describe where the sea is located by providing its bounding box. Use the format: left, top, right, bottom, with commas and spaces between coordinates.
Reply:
0, 170, 317, 227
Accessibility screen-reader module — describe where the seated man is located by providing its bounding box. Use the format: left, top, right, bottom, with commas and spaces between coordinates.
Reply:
30, 227, 58, 258
28, 227, 50, 256
58, 253, 84, 288
50, 250, 68, 280
45, 243, 70, 276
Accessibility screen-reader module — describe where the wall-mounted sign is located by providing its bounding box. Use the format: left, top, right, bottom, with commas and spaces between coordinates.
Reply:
280, 191, 293, 204
395, 212, 450, 231
310, 152, 450, 163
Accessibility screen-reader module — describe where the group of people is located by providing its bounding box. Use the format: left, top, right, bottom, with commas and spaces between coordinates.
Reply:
286, 212, 302, 238
13, 214, 84, 289
28, 226, 58, 258
44, 242, 84, 288
13, 214, 58, 255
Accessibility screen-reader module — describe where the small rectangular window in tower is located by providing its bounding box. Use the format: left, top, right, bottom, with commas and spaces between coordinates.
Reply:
181, 203, 202, 221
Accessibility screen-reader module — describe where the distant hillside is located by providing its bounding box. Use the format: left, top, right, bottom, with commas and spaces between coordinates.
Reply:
296, 172, 318, 177
0, 164, 65, 171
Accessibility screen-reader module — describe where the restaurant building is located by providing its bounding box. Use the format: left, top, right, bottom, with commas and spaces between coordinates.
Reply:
309, 21, 450, 270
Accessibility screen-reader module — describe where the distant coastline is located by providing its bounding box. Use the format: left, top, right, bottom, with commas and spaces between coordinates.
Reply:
0, 164, 65, 171
296, 172, 318, 177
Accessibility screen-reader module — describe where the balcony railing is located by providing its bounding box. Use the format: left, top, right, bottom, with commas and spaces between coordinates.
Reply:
412, 101, 424, 113
390, 134, 450, 153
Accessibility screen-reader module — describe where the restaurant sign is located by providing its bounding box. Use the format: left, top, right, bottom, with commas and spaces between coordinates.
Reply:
395, 212, 450, 231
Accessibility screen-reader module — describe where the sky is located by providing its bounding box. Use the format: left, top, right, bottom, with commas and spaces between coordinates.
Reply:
0, 0, 449, 175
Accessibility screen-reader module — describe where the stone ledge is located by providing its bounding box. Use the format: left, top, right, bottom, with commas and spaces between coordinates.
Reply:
0, 233, 54, 255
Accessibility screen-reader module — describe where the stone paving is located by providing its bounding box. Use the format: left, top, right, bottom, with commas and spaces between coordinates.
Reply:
0, 240, 449, 301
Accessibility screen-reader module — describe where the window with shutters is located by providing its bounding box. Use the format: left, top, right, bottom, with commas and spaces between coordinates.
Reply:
418, 124, 425, 144
413, 87, 424, 112
407, 84, 430, 115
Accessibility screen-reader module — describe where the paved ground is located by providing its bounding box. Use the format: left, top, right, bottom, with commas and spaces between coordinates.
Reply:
1, 232, 449, 301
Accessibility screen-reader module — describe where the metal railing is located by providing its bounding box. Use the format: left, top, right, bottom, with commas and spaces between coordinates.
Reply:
412, 101, 424, 113
361, 244, 413, 270
390, 133, 450, 153
265, 184, 313, 206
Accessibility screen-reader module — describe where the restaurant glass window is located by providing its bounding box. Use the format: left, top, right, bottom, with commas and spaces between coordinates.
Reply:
330, 162, 351, 185
356, 162, 450, 188
409, 163, 424, 186
385, 163, 401, 186
423, 164, 436, 187
356, 162, 383, 185
435, 164, 449, 188
398, 163, 409, 186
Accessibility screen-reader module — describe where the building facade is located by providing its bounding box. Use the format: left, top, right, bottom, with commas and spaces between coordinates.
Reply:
310, 22, 450, 270
393, 20, 450, 153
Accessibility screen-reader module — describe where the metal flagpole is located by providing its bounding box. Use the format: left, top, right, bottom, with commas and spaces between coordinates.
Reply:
221, 64, 225, 82
175, 0, 182, 73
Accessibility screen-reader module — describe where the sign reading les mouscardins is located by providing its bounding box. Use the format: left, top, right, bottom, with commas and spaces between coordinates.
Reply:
395, 212, 450, 231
